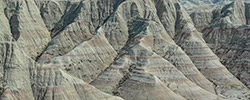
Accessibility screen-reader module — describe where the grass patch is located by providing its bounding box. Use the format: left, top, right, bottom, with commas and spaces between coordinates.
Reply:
230, 84, 240, 88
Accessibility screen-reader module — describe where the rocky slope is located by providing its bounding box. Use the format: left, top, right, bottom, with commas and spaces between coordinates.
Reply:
178, 0, 235, 13
0, 0, 249, 100
190, 0, 250, 90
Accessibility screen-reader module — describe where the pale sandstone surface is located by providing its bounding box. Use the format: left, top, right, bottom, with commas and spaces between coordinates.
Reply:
91, 17, 220, 99
0, 0, 249, 100
191, 0, 250, 92
4, 0, 51, 59
159, 1, 250, 99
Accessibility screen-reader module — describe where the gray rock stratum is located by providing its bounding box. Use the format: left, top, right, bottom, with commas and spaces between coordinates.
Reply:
178, 0, 235, 13
0, 0, 249, 100
190, 0, 250, 92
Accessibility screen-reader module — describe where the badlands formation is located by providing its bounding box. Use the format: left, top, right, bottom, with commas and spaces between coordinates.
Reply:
178, 0, 235, 13
0, 0, 249, 100
191, 0, 250, 90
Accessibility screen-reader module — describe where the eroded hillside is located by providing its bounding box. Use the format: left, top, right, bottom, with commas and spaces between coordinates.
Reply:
0, 0, 249, 100
191, 0, 250, 90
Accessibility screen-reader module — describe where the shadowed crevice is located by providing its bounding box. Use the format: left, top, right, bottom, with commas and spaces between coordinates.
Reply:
50, 1, 83, 38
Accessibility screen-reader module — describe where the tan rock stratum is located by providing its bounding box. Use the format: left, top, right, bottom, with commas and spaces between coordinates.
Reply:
192, 0, 250, 93
0, 0, 249, 100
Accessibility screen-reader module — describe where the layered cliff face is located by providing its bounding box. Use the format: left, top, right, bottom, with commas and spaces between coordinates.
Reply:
0, 0, 249, 100
178, 0, 234, 13
190, 0, 250, 30
191, 0, 250, 90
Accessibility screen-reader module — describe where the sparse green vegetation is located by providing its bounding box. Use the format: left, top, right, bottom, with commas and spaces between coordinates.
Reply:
230, 84, 240, 88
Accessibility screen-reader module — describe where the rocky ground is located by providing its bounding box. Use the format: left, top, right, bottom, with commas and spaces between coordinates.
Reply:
0, 0, 249, 100
178, 0, 235, 13
191, 0, 250, 90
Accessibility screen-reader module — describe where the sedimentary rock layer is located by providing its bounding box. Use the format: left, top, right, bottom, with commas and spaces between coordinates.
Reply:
0, 0, 250, 100
191, 0, 250, 91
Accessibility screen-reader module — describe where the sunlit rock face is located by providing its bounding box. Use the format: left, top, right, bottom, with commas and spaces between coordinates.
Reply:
190, 0, 250, 91
178, 0, 235, 13
0, 0, 249, 100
